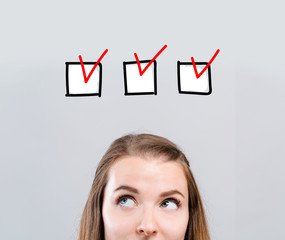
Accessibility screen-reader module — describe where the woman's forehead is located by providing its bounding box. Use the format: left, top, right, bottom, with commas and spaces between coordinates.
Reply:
106, 155, 188, 193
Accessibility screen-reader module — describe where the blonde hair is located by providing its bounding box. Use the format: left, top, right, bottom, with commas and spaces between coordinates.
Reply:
78, 133, 210, 240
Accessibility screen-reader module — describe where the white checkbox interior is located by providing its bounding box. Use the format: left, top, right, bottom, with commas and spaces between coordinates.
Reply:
68, 64, 100, 94
125, 63, 155, 93
179, 64, 210, 93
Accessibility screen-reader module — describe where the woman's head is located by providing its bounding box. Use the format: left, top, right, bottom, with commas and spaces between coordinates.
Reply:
78, 134, 210, 240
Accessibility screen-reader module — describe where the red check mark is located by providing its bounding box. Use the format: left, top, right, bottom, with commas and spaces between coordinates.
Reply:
134, 45, 167, 76
79, 49, 108, 83
191, 49, 220, 79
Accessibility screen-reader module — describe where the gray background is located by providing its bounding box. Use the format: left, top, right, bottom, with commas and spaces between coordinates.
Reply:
0, 0, 284, 239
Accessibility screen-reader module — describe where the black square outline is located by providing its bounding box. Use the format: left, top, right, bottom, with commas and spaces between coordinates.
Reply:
65, 62, 102, 97
177, 61, 212, 95
123, 60, 157, 96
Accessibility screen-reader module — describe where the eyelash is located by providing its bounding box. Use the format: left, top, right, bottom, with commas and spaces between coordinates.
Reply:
116, 195, 134, 205
164, 198, 181, 208
116, 194, 181, 208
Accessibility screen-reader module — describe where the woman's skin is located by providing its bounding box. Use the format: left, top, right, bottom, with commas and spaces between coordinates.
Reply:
102, 155, 189, 240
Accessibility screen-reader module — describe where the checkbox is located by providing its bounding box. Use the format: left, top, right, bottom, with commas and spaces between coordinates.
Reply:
177, 61, 212, 95
65, 62, 102, 97
123, 60, 157, 95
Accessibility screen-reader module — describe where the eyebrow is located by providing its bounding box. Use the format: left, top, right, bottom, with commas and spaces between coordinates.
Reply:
160, 190, 185, 198
114, 185, 139, 194
114, 185, 185, 198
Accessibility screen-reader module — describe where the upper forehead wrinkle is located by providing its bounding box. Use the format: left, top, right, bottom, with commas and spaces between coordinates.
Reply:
113, 185, 185, 198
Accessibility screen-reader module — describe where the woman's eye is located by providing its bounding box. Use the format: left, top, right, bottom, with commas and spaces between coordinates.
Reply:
161, 199, 179, 209
118, 196, 135, 207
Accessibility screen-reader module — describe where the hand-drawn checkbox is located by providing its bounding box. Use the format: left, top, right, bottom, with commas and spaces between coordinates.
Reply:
123, 60, 157, 95
65, 62, 102, 97
177, 61, 212, 95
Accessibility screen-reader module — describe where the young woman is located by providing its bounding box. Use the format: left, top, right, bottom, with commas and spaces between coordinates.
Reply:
78, 133, 210, 240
